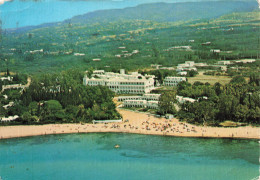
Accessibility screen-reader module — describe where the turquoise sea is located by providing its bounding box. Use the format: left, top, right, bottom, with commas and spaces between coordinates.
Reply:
0, 133, 259, 180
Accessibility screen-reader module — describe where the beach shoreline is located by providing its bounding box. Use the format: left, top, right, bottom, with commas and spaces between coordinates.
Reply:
0, 109, 259, 140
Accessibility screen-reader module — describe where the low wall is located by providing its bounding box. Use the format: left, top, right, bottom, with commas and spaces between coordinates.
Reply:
92, 119, 123, 124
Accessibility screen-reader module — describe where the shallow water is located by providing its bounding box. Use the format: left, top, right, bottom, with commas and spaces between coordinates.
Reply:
0, 133, 258, 180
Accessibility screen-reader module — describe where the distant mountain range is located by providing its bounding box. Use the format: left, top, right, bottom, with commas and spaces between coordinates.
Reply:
67, 1, 257, 23
9, 1, 258, 33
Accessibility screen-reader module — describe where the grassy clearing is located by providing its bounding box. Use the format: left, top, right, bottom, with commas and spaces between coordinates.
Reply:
219, 121, 247, 127
187, 71, 232, 85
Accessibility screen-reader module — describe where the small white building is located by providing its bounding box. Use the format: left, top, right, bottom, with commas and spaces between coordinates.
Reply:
160, 67, 175, 70
142, 94, 161, 101
185, 61, 195, 67
93, 58, 101, 61
132, 50, 139, 54
30, 49, 44, 54
119, 93, 160, 109
210, 49, 221, 53
194, 63, 208, 67
0, 76, 13, 81
3, 101, 14, 109
123, 99, 159, 109
177, 71, 187, 76
118, 93, 161, 101
201, 42, 211, 45
177, 61, 194, 68
176, 96, 196, 103
118, 96, 142, 102
74, 53, 85, 56
176, 61, 197, 72
235, 59, 256, 64
123, 100, 147, 108
118, 93, 160, 101
0, 115, 19, 122
124, 53, 132, 58
93, 70, 105, 75
163, 77, 186, 86
220, 66, 227, 71
146, 101, 159, 109
165, 114, 174, 119
64, 51, 73, 55
170, 46, 192, 50
217, 61, 231, 65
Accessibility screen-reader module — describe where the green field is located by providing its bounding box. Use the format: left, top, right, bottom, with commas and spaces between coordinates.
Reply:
187, 71, 233, 85
0, 11, 259, 75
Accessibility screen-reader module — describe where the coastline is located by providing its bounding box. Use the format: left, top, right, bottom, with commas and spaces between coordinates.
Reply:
0, 108, 259, 140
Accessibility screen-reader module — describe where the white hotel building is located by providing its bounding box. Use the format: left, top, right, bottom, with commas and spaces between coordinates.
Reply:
123, 100, 159, 109
163, 77, 186, 86
118, 93, 160, 109
83, 69, 155, 94
118, 93, 161, 102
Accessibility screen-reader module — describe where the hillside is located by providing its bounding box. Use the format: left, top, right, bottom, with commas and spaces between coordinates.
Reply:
0, 3, 259, 74
66, 1, 257, 24
9, 1, 258, 33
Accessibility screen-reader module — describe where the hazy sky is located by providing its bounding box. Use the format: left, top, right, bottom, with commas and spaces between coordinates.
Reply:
0, 0, 257, 29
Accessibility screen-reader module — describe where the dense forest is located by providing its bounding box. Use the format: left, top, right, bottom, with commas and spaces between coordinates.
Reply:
158, 75, 260, 126
0, 70, 121, 125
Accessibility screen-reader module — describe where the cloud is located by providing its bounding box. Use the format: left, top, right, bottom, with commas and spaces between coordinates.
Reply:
0, 0, 13, 5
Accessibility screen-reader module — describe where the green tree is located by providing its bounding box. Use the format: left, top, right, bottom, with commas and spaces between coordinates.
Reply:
230, 75, 246, 85
12, 73, 18, 82
65, 105, 79, 122
192, 101, 217, 125
41, 100, 64, 122
249, 74, 259, 86
248, 107, 260, 124
234, 104, 249, 122
177, 81, 191, 93
0, 105, 6, 116
28, 101, 38, 116
6, 68, 10, 76
218, 94, 239, 120
24, 54, 35, 61
87, 68, 94, 78
45, 100, 62, 113
158, 91, 177, 115
187, 70, 198, 77
21, 112, 33, 123
214, 82, 222, 96
0, 81, 2, 91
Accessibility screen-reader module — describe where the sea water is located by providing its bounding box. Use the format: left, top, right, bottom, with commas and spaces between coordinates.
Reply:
0, 133, 258, 180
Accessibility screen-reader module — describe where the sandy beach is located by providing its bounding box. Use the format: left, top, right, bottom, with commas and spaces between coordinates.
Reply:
0, 108, 259, 140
